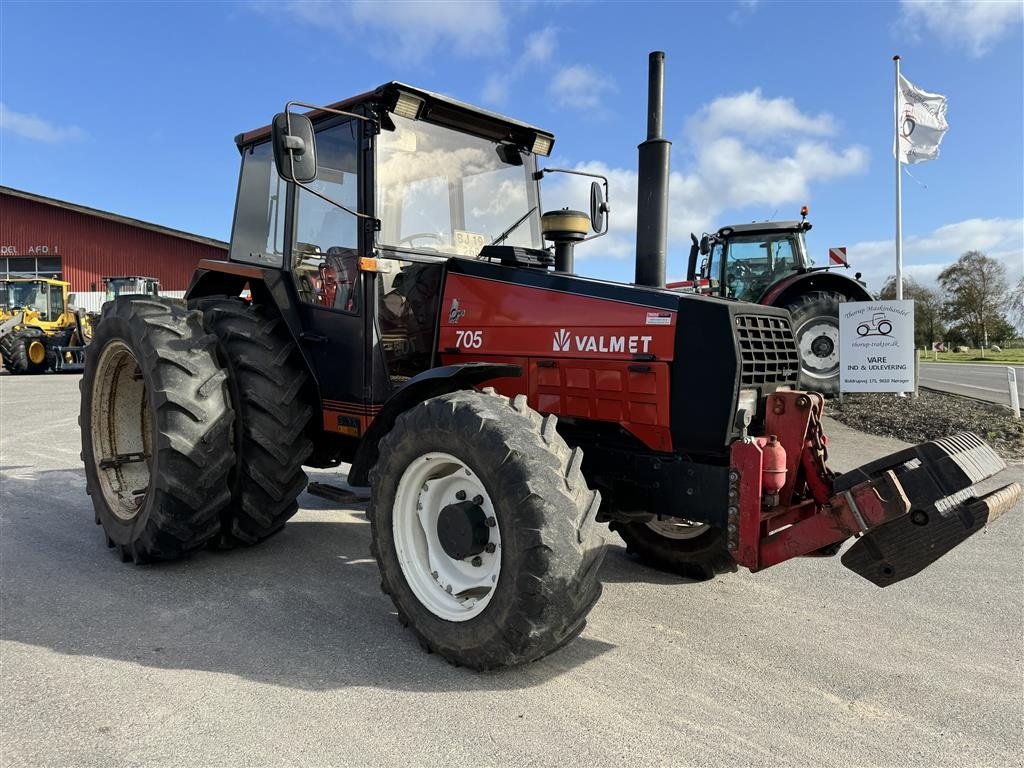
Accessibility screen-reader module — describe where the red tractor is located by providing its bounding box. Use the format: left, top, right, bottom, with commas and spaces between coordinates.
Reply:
676, 214, 871, 395
79, 53, 1019, 669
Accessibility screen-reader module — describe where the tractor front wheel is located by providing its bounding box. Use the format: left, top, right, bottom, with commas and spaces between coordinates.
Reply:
787, 291, 844, 395
369, 390, 606, 669
610, 518, 736, 581
1, 328, 49, 374
80, 297, 234, 562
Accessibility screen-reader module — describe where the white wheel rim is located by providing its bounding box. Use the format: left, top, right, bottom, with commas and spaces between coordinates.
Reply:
90, 340, 152, 521
645, 517, 710, 540
392, 452, 501, 621
796, 318, 840, 377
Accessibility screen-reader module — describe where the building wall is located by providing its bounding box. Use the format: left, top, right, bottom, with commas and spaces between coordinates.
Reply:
0, 193, 227, 297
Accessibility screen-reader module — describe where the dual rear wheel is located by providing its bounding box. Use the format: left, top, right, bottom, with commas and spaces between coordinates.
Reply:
81, 296, 312, 562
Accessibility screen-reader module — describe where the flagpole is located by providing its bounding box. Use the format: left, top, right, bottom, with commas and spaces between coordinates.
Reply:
894, 54, 903, 301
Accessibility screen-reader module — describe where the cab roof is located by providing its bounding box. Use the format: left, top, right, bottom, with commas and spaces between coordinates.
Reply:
717, 221, 806, 237
235, 81, 555, 154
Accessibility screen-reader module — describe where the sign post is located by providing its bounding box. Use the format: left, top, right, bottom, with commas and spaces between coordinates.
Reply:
839, 300, 916, 394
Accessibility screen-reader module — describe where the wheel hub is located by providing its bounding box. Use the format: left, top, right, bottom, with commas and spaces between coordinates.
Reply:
810, 334, 835, 359
392, 453, 502, 621
27, 339, 46, 365
797, 319, 840, 375
437, 500, 489, 560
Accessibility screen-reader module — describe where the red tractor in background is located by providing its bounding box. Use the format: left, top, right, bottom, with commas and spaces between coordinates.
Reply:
78, 53, 1018, 670
675, 212, 871, 395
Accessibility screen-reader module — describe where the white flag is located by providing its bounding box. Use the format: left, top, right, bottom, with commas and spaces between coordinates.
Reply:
895, 73, 948, 164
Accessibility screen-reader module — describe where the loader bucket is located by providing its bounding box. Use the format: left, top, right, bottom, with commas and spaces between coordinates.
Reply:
835, 433, 1021, 587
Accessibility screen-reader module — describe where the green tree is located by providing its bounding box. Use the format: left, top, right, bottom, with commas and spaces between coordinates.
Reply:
879, 274, 945, 347
938, 251, 1010, 347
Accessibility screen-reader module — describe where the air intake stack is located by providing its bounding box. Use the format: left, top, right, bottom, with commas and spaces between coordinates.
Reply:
634, 51, 672, 288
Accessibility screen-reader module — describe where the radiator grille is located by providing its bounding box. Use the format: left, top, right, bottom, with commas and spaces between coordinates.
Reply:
734, 314, 800, 386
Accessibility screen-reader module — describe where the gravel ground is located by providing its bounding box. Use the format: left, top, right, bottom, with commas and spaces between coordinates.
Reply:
829, 391, 1024, 463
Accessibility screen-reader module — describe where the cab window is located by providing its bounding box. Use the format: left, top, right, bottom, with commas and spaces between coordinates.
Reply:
725, 235, 798, 302
48, 284, 65, 319
292, 119, 361, 312
229, 142, 287, 267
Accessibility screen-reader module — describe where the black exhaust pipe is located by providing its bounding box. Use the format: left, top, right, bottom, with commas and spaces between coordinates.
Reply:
635, 51, 672, 288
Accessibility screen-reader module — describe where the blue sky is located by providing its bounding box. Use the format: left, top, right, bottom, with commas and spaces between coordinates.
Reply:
1, 0, 1021, 294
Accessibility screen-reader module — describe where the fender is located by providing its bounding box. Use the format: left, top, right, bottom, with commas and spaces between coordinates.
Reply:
347, 362, 522, 487
186, 259, 324, 386
759, 270, 871, 308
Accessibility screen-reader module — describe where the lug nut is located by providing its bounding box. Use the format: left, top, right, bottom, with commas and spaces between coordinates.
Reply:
728, 471, 739, 483
456, 490, 467, 501
473, 495, 484, 506
484, 543, 496, 554
471, 556, 483, 567
485, 516, 496, 528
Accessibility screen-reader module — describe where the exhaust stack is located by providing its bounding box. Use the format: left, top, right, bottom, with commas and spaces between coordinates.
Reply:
634, 51, 672, 288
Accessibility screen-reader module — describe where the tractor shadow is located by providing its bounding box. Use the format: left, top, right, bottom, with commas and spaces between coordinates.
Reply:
1, 468, 616, 693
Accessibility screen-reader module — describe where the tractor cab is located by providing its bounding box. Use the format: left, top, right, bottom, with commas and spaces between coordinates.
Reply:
102, 276, 160, 302
221, 83, 606, 392
685, 220, 812, 302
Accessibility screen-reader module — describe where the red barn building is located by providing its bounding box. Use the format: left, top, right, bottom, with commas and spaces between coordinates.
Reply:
0, 186, 227, 311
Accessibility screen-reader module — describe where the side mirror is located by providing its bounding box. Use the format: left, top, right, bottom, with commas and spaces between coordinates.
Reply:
589, 181, 608, 233
272, 112, 318, 184
699, 235, 710, 256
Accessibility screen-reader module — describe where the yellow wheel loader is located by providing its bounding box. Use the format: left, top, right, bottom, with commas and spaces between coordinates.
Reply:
0, 278, 91, 374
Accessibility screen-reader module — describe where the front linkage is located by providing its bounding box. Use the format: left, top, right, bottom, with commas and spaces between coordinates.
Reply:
727, 391, 1020, 586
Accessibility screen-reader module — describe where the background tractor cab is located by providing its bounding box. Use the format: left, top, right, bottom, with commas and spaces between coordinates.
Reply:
102, 276, 160, 302
678, 208, 872, 395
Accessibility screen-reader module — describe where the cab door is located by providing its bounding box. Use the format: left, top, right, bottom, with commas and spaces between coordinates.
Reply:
286, 117, 372, 440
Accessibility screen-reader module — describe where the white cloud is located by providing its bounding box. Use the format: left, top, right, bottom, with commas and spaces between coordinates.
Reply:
538, 89, 867, 269
848, 218, 1024, 292
480, 26, 556, 107
548, 66, 616, 110
898, 0, 1023, 57
688, 89, 835, 142
523, 26, 556, 64
0, 103, 85, 143
272, 1, 507, 62
730, 0, 760, 24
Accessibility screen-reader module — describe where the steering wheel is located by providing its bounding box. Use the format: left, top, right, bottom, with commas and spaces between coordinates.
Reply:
729, 260, 754, 279
397, 232, 444, 249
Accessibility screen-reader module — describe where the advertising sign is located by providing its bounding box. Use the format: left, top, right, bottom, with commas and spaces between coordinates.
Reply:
839, 300, 916, 393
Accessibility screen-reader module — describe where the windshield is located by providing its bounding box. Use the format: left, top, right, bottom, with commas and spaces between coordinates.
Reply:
723, 234, 801, 302
376, 114, 542, 256
0, 280, 54, 320
105, 278, 154, 301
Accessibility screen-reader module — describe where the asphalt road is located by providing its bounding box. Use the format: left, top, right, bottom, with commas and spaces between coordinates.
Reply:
919, 362, 1024, 409
2, 374, 1022, 767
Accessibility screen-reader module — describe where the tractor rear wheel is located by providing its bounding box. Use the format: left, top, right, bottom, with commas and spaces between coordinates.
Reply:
786, 291, 844, 395
1, 327, 49, 374
193, 297, 314, 545
80, 297, 234, 562
369, 390, 606, 670
611, 519, 736, 581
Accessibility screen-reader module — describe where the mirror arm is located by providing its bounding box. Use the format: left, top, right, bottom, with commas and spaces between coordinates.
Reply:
281, 100, 380, 228
535, 167, 611, 243
285, 101, 375, 124
292, 178, 379, 225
